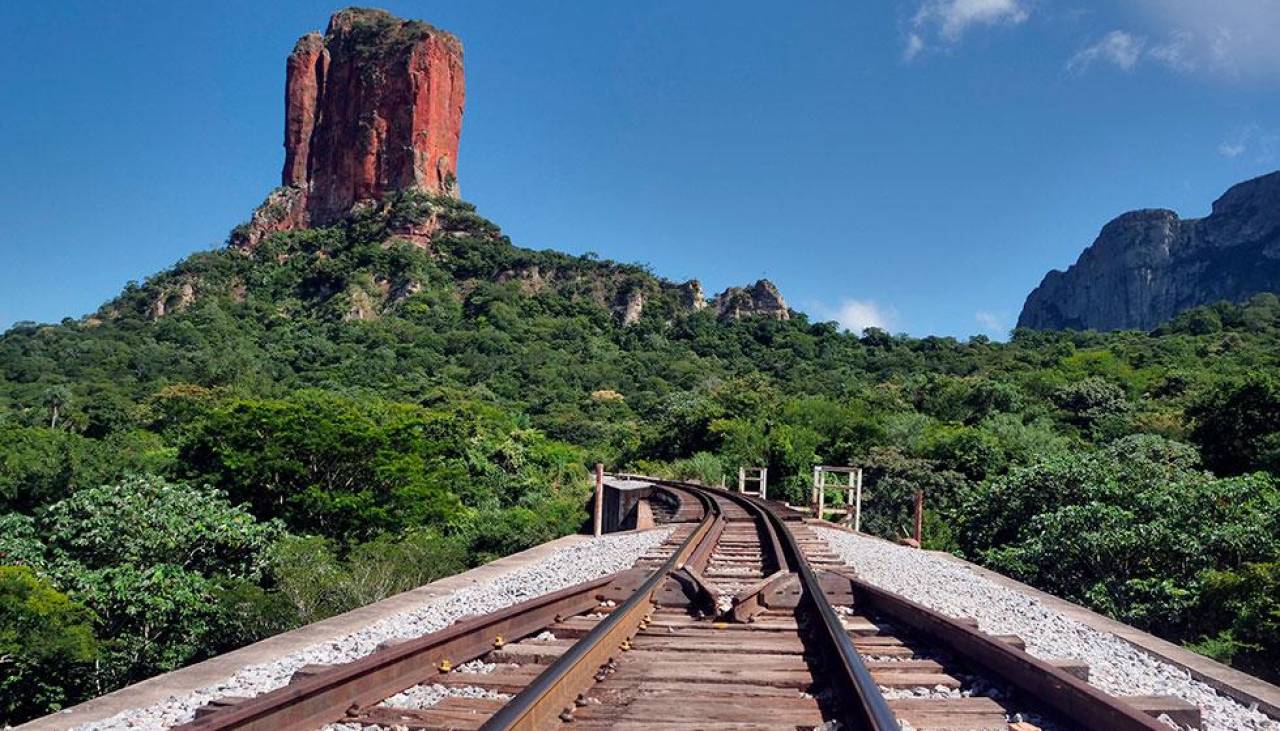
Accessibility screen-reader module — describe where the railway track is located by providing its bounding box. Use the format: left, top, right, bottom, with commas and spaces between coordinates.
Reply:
176, 478, 1198, 731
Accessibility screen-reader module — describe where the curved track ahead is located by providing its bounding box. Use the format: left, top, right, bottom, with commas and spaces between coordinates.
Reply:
178, 478, 1177, 731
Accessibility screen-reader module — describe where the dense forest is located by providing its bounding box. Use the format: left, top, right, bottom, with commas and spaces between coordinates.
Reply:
2, 191, 1278, 723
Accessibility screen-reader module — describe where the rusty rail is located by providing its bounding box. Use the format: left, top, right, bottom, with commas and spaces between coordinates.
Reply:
171, 475, 1177, 731
530, 478, 900, 731
851, 577, 1169, 731
171, 572, 622, 731
478, 486, 720, 730
729, 486, 900, 731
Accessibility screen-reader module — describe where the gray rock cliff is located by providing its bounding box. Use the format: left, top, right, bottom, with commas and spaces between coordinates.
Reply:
1018, 171, 1280, 331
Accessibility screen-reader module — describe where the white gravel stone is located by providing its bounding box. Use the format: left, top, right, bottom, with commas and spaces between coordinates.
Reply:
878, 685, 964, 700
320, 683, 511, 730
379, 681, 509, 709
818, 527, 1280, 731
452, 658, 497, 674
73, 529, 671, 731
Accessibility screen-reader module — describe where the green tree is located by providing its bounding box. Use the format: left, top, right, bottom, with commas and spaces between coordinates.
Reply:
178, 392, 464, 541
12, 476, 281, 692
961, 436, 1280, 646
1189, 372, 1280, 475
39, 386, 71, 430
1051, 377, 1130, 427
1191, 562, 1280, 677
0, 566, 97, 723
44, 475, 279, 577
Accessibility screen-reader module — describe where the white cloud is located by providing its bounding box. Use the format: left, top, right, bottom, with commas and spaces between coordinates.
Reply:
1067, 31, 1145, 73
1218, 124, 1280, 162
904, 33, 925, 61
1219, 141, 1246, 159
905, 0, 1029, 60
975, 311, 1005, 333
815, 299, 895, 333
1076, 2, 1280, 81
1148, 30, 1198, 73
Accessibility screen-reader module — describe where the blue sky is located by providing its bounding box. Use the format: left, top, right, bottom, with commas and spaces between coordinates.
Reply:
2, 1, 1278, 338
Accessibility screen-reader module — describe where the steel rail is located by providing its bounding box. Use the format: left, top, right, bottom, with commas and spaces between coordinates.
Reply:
171, 475, 1170, 731
170, 572, 623, 731
499, 477, 898, 731
478, 486, 721, 730
707, 484, 900, 731
851, 577, 1169, 731
689, 482, 1173, 731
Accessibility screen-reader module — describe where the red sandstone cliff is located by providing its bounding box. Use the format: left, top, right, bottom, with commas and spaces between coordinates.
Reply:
233, 8, 464, 248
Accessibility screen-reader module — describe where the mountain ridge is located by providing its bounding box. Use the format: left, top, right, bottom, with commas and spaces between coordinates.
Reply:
1019, 170, 1280, 331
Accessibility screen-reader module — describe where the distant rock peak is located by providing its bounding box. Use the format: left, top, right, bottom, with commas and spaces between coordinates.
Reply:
233, 8, 464, 248
1018, 171, 1280, 331
712, 279, 790, 322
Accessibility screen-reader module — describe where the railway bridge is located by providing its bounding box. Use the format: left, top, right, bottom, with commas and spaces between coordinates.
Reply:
19, 477, 1280, 731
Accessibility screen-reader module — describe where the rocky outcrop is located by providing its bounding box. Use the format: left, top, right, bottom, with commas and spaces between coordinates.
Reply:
1019, 171, 1280, 331
495, 265, 553, 296
712, 280, 790, 322
233, 8, 464, 248
148, 282, 196, 320
677, 280, 708, 311
620, 289, 646, 326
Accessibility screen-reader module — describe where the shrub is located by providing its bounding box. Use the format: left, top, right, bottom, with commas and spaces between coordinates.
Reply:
0, 566, 97, 723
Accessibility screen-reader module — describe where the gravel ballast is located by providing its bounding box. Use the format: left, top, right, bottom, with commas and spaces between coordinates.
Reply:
70, 529, 670, 731
817, 527, 1280, 731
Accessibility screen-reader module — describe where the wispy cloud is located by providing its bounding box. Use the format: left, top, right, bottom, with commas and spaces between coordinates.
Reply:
1143, 0, 1280, 80
1067, 31, 1144, 73
1219, 140, 1246, 159
1218, 124, 1280, 162
1147, 30, 1198, 73
814, 299, 896, 334
905, 0, 1029, 61
1071, 2, 1280, 81
903, 33, 925, 61
975, 311, 1006, 334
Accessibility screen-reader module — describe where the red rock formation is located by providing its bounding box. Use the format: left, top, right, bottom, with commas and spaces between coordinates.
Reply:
233, 8, 464, 248
282, 33, 327, 189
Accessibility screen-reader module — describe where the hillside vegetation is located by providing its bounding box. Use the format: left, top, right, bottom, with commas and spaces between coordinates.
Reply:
2, 192, 1279, 722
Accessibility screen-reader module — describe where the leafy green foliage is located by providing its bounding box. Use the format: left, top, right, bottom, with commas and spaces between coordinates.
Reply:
3, 476, 281, 689
0, 425, 166, 513
961, 436, 1280, 641
43, 475, 278, 576
1188, 372, 1280, 475
1191, 562, 1280, 677
0, 566, 97, 724
269, 531, 467, 624
177, 392, 466, 541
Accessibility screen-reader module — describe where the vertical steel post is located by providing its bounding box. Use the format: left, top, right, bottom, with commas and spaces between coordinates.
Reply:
914, 488, 924, 546
592, 463, 604, 537
853, 468, 863, 533
811, 466, 820, 515
817, 469, 826, 519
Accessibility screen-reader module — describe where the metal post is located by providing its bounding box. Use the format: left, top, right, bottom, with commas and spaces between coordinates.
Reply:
738, 466, 746, 493
592, 463, 604, 537
853, 467, 863, 533
914, 488, 924, 546
817, 469, 826, 519
811, 466, 820, 514
760, 467, 768, 500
